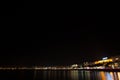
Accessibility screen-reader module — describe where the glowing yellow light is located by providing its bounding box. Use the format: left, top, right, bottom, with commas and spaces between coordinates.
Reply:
95, 61, 99, 64
109, 59, 113, 62
98, 60, 103, 63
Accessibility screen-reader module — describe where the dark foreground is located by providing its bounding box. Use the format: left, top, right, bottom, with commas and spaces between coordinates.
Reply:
0, 70, 120, 80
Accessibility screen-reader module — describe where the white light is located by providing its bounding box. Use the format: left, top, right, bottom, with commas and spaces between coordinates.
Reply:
102, 57, 108, 60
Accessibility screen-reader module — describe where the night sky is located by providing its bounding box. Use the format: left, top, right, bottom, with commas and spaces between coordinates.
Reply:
0, 7, 120, 66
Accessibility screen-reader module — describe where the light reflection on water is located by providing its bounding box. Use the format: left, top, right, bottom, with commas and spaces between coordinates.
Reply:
70, 70, 79, 80
117, 72, 120, 80
1, 70, 120, 80
98, 71, 120, 80
34, 70, 120, 80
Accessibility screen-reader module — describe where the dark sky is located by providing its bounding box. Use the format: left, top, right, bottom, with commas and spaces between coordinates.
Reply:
0, 7, 120, 66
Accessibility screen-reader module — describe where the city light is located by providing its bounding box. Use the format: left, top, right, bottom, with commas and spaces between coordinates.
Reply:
94, 58, 113, 64
0, 56, 120, 70
102, 57, 108, 60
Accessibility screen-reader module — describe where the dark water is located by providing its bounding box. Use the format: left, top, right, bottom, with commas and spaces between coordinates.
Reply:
0, 70, 120, 80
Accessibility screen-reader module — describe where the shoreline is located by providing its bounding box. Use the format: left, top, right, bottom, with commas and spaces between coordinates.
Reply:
0, 68, 120, 71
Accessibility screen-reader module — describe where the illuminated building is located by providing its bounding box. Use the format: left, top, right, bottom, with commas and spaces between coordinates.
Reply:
71, 64, 78, 69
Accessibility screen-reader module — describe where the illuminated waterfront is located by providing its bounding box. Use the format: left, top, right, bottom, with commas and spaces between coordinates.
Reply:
1, 56, 120, 71
1, 56, 120, 80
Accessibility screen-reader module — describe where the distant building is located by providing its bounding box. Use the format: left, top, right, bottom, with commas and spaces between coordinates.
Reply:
71, 64, 78, 69
90, 55, 120, 68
